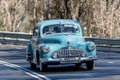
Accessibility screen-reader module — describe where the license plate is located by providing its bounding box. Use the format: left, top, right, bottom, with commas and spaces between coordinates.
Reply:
60, 57, 80, 63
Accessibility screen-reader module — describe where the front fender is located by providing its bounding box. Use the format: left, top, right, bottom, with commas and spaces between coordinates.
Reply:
78, 41, 96, 57
39, 44, 59, 58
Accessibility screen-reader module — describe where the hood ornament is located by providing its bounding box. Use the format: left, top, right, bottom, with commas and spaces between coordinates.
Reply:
68, 47, 72, 50
67, 39, 70, 45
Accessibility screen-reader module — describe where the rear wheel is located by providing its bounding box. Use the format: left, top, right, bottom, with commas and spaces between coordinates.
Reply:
30, 63, 36, 69
86, 61, 94, 70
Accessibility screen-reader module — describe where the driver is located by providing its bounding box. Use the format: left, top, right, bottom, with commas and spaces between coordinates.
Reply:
54, 26, 61, 33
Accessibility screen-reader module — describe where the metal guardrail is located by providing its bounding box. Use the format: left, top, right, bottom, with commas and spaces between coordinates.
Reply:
0, 31, 32, 45
85, 38, 120, 52
0, 31, 120, 52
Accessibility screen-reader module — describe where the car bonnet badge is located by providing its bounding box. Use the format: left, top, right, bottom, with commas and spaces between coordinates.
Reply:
68, 47, 72, 50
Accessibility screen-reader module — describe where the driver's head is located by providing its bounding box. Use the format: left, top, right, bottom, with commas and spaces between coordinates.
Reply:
54, 27, 61, 33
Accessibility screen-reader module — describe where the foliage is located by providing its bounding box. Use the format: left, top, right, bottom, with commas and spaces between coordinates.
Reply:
0, 0, 120, 38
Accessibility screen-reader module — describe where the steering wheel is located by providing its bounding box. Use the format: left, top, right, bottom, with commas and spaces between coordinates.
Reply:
44, 31, 53, 35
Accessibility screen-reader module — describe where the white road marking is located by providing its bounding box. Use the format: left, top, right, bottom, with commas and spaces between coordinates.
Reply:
0, 60, 51, 80
83, 73, 93, 77
108, 61, 114, 64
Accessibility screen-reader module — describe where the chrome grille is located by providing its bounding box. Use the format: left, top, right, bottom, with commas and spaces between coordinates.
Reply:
55, 49, 82, 58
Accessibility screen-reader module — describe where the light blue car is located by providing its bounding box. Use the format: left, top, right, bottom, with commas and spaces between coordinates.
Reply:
26, 19, 97, 71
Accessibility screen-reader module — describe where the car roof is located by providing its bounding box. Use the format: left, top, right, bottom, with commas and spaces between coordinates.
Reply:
36, 19, 80, 28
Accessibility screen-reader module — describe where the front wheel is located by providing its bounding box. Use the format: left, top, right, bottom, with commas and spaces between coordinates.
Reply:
75, 63, 81, 67
40, 63, 47, 72
86, 61, 94, 70
30, 63, 36, 69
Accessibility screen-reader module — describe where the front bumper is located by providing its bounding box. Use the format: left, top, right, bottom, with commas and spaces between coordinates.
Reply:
40, 56, 97, 64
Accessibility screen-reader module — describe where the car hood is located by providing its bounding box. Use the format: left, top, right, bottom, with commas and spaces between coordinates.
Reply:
41, 34, 84, 48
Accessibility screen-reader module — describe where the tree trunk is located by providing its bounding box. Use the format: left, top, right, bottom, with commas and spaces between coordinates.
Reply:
5, 0, 12, 31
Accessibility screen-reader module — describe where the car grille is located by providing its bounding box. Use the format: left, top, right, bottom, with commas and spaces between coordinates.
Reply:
55, 49, 82, 58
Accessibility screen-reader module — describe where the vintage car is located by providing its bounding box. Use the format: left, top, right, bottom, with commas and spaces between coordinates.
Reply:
26, 19, 97, 71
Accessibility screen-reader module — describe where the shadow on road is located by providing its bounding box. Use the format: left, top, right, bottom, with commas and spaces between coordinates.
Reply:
27, 64, 91, 73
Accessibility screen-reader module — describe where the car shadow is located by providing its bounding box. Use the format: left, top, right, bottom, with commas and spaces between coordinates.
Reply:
27, 64, 90, 73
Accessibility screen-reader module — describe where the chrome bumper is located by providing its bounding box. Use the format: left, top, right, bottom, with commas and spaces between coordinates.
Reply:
40, 56, 97, 64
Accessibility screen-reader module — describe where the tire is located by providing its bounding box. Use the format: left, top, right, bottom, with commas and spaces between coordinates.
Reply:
40, 62, 47, 72
30, 63, 36, 69
75, 63, 81, 67
86, 61, 94, 70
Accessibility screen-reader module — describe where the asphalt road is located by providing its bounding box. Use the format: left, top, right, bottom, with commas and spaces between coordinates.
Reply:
0, 45, 120, 80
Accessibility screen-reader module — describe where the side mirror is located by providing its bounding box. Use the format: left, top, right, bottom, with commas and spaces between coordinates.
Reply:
35, 29, 39, 33
35, 29, 40, 36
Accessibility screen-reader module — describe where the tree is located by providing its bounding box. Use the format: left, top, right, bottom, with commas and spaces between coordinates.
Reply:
0, 0, 27, 32
0, 0, 120, 37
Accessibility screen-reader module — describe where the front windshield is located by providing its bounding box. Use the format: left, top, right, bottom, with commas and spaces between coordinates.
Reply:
43, 24, 80, 35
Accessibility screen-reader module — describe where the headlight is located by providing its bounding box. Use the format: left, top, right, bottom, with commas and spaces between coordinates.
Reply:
87, 43, 95, 51
38, 44, 50, 53
42, 45, 50, 53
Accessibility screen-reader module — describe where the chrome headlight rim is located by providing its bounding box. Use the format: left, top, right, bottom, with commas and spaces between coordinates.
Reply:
42, 45, 50, 53
38, 44, 50, 53
87, 43, 96, 51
